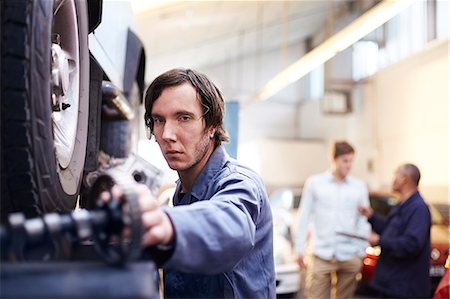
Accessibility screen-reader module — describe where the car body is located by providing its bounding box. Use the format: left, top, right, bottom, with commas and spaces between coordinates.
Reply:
359, 192, 449, 295
270, 188, 301, 297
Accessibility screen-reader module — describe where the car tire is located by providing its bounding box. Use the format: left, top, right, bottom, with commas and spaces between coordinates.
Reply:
1, 0, 89, 219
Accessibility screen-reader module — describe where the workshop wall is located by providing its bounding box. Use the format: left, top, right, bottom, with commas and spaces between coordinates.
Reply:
369, 39, 449, 203
292, 38, 449, 202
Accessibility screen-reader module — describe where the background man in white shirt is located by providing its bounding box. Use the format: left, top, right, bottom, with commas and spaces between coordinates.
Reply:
294, 140, 371, 299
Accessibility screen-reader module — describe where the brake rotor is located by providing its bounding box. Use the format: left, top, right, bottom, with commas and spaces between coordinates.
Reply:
89, 169, 143, 266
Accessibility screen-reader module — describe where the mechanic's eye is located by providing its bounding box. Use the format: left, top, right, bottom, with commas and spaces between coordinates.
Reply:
178, 115, 192, 122
152, 116, 165, 124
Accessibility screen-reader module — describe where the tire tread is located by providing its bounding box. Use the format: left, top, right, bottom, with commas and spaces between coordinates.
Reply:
1, 0, 40, 219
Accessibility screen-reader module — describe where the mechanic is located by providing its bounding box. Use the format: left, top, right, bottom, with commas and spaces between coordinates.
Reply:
358, 163, 431, 298
136, 68, 275, 298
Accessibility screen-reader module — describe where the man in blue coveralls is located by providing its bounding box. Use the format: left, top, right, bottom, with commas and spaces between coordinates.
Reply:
137, 68, 275, 298
359, 163, 431, 298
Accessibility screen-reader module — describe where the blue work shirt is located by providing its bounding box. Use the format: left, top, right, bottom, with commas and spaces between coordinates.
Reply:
369, 191, 431, 298
161, 146, 276, 299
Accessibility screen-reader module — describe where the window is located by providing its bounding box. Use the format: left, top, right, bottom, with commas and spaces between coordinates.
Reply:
352, 41, 379, 80
436, 0, 450, 39
306, 64, 324, 101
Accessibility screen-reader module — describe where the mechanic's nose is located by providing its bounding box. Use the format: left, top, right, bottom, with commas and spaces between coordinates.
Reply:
161, 121, 177, 141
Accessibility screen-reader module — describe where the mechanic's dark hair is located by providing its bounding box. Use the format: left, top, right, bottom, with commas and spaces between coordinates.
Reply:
401, 163, 421, 186
144, 68, 229, 147
330, 140, 355, 159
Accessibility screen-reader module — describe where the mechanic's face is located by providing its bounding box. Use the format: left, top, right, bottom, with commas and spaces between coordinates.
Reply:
392, 167, 406, 193
333, 153, 354, 179
150, 83, 215, 175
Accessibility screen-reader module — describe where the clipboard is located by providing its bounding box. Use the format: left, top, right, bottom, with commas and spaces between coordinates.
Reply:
336, 231, 368, 241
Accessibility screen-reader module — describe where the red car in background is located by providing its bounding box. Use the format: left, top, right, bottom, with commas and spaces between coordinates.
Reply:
358, 192, 449, 296
433, 253, 450, 299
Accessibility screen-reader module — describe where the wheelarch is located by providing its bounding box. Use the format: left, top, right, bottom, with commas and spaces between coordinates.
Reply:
87, 0, 103, 33
123, 30, 147, 101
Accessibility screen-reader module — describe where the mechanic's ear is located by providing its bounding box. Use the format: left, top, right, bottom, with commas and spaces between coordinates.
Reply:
209, 127, 216, 139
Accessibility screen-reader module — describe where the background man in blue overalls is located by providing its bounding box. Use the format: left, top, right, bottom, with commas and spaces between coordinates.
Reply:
359, 163, 431, 298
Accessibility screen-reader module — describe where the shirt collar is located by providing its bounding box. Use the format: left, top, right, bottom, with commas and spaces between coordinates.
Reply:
175, 145, 228, 203
325, 170, 349, 184
400, 190, 421, 207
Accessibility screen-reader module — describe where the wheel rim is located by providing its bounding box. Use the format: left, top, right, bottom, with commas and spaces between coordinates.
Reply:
51, 0, 80, 169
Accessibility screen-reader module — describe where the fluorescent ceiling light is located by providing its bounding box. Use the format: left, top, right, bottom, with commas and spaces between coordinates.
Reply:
130, 0, 182, 14
248, 0, 414, 106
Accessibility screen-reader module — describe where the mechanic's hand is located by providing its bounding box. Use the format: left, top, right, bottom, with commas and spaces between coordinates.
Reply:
135, 184, 174, 247
358, 205, 374, 219
100, 184, 174, 247
367, 231, 380, 246
295, 253, 307, 270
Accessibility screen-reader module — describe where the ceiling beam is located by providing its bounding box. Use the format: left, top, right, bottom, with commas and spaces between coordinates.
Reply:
245, 0, 414, 108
